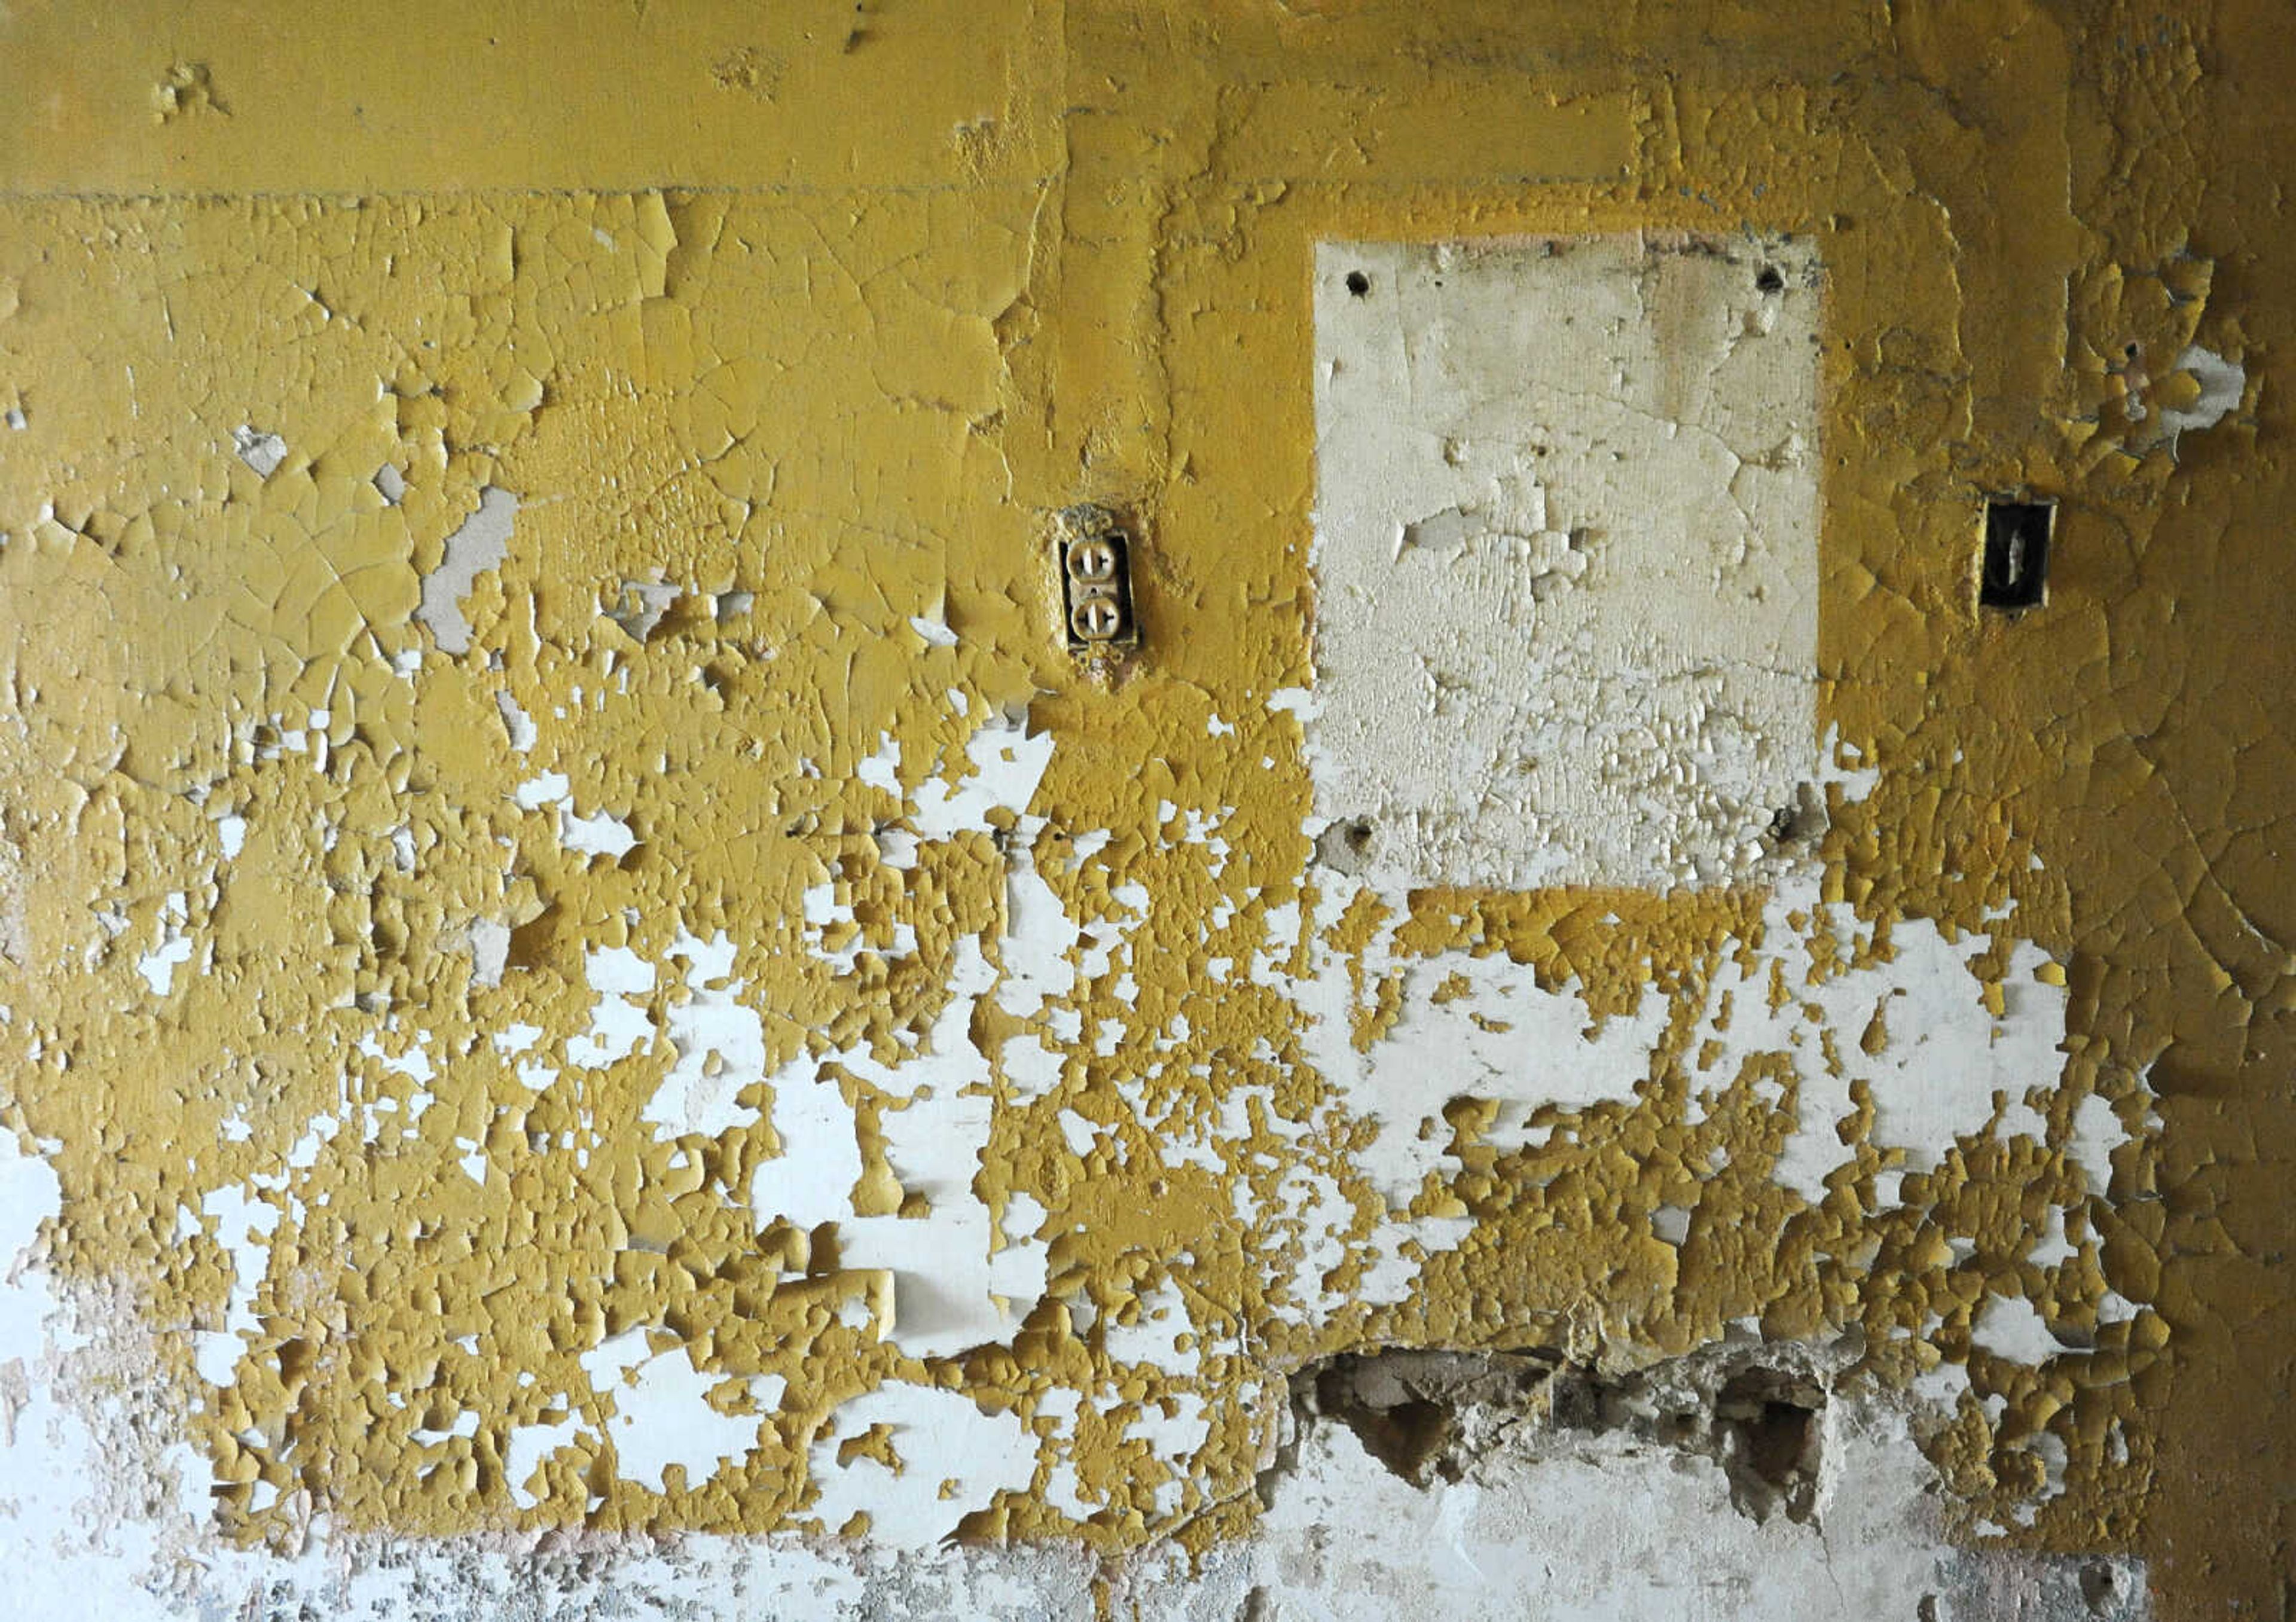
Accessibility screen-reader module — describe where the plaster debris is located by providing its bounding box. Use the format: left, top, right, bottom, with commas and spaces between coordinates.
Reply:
151, 60, 226, 123
1170, 1344, 2152, 1622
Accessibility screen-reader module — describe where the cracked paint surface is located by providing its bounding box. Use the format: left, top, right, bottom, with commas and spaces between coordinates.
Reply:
0, 1, 2288, 1618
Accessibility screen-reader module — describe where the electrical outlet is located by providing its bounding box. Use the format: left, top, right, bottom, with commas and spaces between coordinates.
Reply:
1054, 505, 1140, 652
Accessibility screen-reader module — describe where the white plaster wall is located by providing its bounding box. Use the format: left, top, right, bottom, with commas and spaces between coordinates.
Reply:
1309, 234, 1822, 890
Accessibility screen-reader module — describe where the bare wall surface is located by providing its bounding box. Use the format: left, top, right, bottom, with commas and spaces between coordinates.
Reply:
0, 1, 2286, 1617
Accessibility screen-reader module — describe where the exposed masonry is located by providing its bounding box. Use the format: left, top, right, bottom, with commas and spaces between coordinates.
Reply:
1289, 1347, 1828, 1524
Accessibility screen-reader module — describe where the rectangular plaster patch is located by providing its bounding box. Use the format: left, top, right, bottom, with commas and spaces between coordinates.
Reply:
1308, 234, 1821, 890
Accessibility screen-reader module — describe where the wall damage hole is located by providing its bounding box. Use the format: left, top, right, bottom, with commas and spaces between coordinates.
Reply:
1287, 1347, 1833, 1520
1345, 269, 1372, 297
1755, 263, 1785, 294
1712, 1368, 1824, 1525
1766, 781, 1827, 847
1291, 1350, 1559, 1487
1313, 816, 1377, 874
1980, 498, 2054, 611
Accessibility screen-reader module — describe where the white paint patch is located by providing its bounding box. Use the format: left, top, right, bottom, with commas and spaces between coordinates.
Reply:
579, 1331, 764, 1495
136, 892, 194, 995
1290, 895, 1678, 1210
560, 804, 639, 858
2159, 344, 2245, 445
805, 1382, 1038, 1547
0, 1124, 2145, 1620
750, 930, 1051, 1358
231, 425, 287, 478
500, 1416, 582, 1510
909, 713, 1054, 839
194, 1182, 279, 1385
415, 484, 518, 655
494, 691, 537, 751
1309, 235, 1821, 889
1246, 734, 2131, 1343
646, 931, 766, 1139
514, 770, 569, 810
566, 946, 657, 1069
467, 918, 511, 987
1971, 1293, 2065, 1364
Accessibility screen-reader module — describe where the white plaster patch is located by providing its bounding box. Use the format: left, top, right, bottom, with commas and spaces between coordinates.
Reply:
415, 484, 518, 655
806, 1382, 1038, 1547
579, 1331, 763, 1495
1309, 235, 1821, 890
645, 931, 765, 1140
2158, 344, 2245, 445
560, 804, 640, 858
194, 1182, 279, 1385
231, 425, 287, 478
1157, 1392, 2150, 1621
567, 946, 657, 1069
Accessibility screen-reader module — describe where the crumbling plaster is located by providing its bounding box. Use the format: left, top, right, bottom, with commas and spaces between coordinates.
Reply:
0, 2, 2286, 1618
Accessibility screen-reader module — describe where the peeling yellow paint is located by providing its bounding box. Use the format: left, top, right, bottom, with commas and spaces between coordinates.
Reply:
0, 2, 2288, 1618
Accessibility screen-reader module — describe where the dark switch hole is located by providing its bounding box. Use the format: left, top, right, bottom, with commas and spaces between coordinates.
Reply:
1345, 270, 1371, 297
1980, 499, 2054, 610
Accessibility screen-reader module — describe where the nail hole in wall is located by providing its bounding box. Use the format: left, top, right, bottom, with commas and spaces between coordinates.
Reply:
1345, 270, 1371, 297
1755, 264, 1785, 294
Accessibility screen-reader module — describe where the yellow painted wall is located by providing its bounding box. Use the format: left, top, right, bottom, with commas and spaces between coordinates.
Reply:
0, 2, 2286, 1615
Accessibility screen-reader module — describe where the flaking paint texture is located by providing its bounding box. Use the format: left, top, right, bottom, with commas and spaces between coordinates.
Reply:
0, 2, 2287, 1617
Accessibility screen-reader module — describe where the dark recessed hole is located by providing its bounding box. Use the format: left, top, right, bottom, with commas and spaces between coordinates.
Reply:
1755, 264, 1785, 294
1345, 270, 1371, 297
2123, 341, 2140, 360
2080, 1563, 2117, 1612
1715, 1370, 1824, 1525
1313, 817, 1376, 874
1767, 782, 1827, 846
1980, 498, 2054, 610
